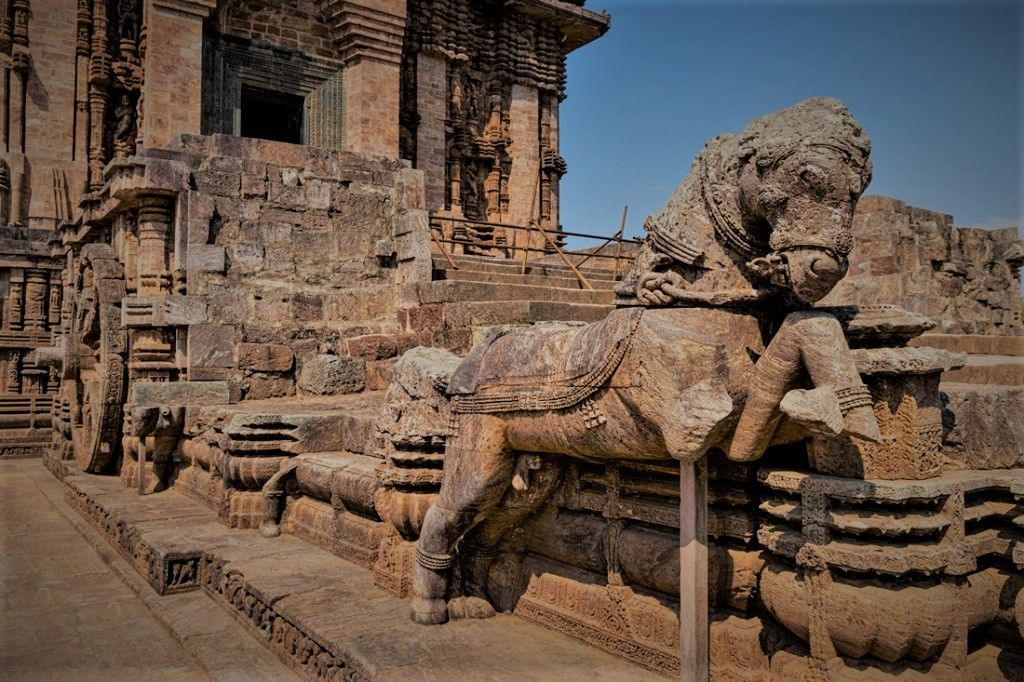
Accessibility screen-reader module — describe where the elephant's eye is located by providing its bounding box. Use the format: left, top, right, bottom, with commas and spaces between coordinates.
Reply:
799, 166, 825, 189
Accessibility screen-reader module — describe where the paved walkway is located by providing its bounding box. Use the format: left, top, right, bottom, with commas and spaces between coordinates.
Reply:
0, 460, 214, 681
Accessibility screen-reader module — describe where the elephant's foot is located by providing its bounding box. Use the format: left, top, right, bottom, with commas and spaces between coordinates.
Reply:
447, 596, 495, 620
258, 520, 281, 538
780, 386, 844, 436
411, 597, 449, 625
843, 404, 882, 444
143, 478, 166, 495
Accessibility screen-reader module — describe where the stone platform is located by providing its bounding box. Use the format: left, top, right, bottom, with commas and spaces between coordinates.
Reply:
53, 463, 662, 681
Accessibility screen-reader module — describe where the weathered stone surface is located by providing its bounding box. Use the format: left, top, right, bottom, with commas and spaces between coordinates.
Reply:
298, 355, 366, 395
246, 376, 295, 401
941, 383, 1024, 469
235, 343, 294, 373
188, 324, 236, 371
825, 196, 1023, 336
131, 381, 231, 406
31, 3, 1023, 678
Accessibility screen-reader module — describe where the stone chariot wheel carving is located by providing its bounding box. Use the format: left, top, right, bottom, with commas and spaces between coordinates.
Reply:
65, 244, 128, 473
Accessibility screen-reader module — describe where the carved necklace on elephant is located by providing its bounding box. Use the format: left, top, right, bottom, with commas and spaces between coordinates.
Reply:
700, 156, 769, 264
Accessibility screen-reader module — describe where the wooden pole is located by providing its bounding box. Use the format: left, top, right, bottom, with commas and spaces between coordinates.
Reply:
521, 168, 543, 274
679, 459, 708, 681
430, 223, 460, 270
612, 205, 628, 281
533, 220, 594, 290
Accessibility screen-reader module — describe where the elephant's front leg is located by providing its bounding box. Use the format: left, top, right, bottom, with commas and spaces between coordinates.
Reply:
411, 414, 513, 625
729, 310, 880, 462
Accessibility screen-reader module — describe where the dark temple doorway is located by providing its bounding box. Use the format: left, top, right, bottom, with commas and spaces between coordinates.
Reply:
240, 87, 304, 144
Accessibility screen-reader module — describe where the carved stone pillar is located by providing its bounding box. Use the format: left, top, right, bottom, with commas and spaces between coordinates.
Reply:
48, 273, 62, 328
23, 269, 48, 333
87, 0, 110, 191
0, 161, 9, 225
0, 62, 8, 153
2, 350, 21, 394
87, 89, 108, 192
5, 272, 24, 331
75, 1, 92, 161
133, 194, 175, 382
47, 364, 59, 395
137, 197, 172, 296
9, 0, 29, 155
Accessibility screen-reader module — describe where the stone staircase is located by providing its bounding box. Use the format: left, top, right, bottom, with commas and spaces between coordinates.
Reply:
402, 254, 621, 351
910, 333, 1024, 471
915, 333, 1024, 386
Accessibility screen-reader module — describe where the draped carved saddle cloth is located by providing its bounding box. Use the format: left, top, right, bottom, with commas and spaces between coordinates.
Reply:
448, 308, 644, 415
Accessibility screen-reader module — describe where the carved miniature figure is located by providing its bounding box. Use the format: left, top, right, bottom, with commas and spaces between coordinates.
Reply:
118, 0, 139, 44
411, 97, 881, 625
113, 94, 136, 155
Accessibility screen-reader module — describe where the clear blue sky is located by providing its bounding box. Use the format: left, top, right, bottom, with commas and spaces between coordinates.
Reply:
559, 0, 1022, 240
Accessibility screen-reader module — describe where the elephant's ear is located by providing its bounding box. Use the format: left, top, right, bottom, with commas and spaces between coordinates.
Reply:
664, 381, 735, 464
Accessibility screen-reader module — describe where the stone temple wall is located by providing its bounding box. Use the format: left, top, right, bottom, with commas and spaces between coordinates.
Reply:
825, 196, 1023, 335
219, 0, 338, 61
172, 134, 432, 401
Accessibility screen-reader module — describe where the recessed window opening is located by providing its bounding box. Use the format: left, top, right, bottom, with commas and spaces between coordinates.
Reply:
240, 86, 304, 144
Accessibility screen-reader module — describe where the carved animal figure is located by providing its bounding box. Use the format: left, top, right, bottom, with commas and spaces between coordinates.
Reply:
412, 98, 880, 625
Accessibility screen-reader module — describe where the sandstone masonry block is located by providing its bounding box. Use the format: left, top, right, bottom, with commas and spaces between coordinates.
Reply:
246, 376, 296, 401
235, 343, 294, 373
345, 334, 399, 360
188, 324, 236, 371
298, 355, 366, 395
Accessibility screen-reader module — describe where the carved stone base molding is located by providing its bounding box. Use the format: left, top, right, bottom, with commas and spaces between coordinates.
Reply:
55, 461, 654, 680
61, 473, 204, 595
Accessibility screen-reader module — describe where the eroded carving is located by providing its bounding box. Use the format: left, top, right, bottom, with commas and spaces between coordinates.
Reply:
410, 98, 882, 626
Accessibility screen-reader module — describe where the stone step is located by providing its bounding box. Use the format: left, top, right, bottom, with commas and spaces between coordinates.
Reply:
913, 333, 1024, 357
417, 280, 615, 306
433, 266, 617, 291
57, 469, 659, 681
942, 355, 1024, 386
433, 254, 618, 282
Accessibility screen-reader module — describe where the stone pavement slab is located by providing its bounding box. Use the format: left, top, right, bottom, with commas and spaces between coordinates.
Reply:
0, 459, 297, 682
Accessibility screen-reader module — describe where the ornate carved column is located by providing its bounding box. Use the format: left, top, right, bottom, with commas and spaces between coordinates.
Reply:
87, 0, 110, 191
22, 268, 47, 332
4, 271, 24, 331
132, 194, 175, 381
48, 271, 61, 329
136, 196, 172, 296
1, 350, 20, 394
9, 0, 29, 155
74, 0, 92, 162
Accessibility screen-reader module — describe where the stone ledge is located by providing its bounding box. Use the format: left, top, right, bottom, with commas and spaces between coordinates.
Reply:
55, 467, 660, 680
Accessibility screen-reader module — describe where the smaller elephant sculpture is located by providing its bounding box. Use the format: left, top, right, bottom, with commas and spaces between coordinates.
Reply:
126, 405, 185, 494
